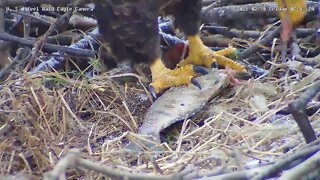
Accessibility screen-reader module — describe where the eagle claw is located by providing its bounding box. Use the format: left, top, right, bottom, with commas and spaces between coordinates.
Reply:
191, 77, 201, 90
193, 65, 209, 75
148, 85, 158, 99
211, 61, 218, 68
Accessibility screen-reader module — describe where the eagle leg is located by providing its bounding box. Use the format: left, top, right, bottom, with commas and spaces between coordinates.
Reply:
177, 35, 246, 72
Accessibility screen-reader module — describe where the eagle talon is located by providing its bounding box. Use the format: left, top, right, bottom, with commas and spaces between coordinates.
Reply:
191, 77, 201, 90
193, 65, 209, 75
211, 61, 218, 69
148, 85, 158, 99
176, 35, 245, 72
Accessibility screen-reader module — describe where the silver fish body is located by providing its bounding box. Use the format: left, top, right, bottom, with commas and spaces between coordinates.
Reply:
126, 70, 229, 152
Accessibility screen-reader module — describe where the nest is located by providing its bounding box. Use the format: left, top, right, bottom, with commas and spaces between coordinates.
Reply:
1, 0, 320, 179
0, 63, 319, 179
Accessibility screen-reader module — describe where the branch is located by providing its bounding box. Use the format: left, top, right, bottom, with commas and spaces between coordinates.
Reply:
0, 48, 30, 81
280, 151, 320, 179
202, 2, 319, 24
250, 143, 320, 180
0, 32, 95, 57
24, 5, 74, 70
44, 149, 186, 180
288, 81, 320, 144
202, 2, 277, 24
238, 26, 281, 61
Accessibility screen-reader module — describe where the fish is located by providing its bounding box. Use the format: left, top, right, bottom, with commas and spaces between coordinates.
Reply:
126, 70, 230, 152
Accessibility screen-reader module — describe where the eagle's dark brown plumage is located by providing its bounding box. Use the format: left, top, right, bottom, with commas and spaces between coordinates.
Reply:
95, 0, 201, 65
94, 0, 245, 96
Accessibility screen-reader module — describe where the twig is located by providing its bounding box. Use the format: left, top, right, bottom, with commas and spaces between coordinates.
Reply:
202, 2, 277, 24
0, 122, 10, 136
44, 149, 183, 180
0, 7, 4, 32
288, 81, 320, 144
25, 6, 74, 70
22, 12, 31, 38
202, 2, 318, 24
29, 28, 99, 73
122, 101, 138, 132
0, 47, 30, 81
0, 32, 95, 57
203, 25, 315, 39
251, 142, 320, 180
44, 149, 79, 180
206, 0, 266, 6
280, 150, 320, 179
291, 41, 320, 66
210, 143, 320, 179
9, 9, 52, 26
238, 26, 281, 61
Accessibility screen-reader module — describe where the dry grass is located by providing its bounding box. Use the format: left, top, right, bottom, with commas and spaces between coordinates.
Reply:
0, 66, 319, 179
